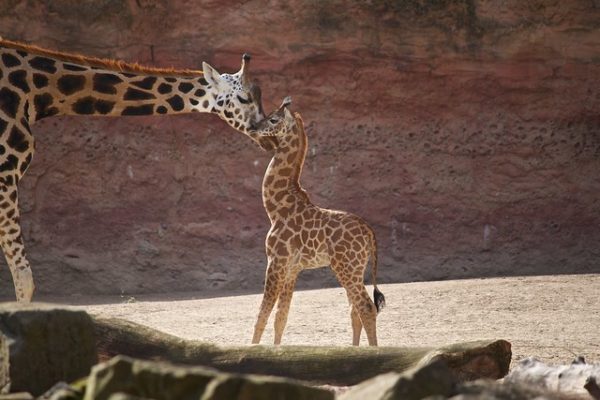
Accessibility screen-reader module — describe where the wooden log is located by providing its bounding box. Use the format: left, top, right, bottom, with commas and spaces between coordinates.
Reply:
92, 317, 511, 386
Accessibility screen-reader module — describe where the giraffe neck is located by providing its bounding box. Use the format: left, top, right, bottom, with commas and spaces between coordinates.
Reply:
262, 123, 310, 221
33, 69, 214, 121
0, 40, 217, 124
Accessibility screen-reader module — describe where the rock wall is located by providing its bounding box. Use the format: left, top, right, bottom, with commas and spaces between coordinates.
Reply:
0, 0, 598, 297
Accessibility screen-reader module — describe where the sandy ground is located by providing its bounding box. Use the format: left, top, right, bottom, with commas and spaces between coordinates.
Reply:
49, 274, 600, 367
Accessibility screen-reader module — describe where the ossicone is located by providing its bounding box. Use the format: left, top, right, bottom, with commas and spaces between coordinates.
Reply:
280, 96, 292, 109
240, 53, 251, 86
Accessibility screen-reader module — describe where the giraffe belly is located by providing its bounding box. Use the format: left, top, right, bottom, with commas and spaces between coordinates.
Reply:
296, 245, 330, 269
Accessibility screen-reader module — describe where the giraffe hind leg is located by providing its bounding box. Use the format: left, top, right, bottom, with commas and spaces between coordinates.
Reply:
355, 285, 377, 346
347, 284, 378, 346
333, 260, 378, 346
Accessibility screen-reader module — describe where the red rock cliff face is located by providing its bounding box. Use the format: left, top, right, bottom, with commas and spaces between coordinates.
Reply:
0, 1, 598, 296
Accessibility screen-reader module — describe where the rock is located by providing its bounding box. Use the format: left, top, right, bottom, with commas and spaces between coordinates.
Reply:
0, 393, 34, 400
504, 357, 600, 399
83, 355, 333, 400
0, 332, 8, 393
201, 373, 333, 400
586, 377, 600, 400
84, 356, 216, 400
340, 359, 456, 400
0, 303, 97, 396
40, 381, 86, 400
0, 1, 598, 296
448, 379, 569, 400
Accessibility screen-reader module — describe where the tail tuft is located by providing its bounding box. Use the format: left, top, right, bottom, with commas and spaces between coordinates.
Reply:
373, 287, 386, 313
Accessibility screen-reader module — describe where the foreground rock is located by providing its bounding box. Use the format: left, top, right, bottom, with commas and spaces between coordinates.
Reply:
448, 380, 575, 400
505, 357, 600, 399
340, 359, 593, 400
0, 303, 97, 396
340, 359, 456, 400
93, 317, 511, 385
50, 355, 333, 400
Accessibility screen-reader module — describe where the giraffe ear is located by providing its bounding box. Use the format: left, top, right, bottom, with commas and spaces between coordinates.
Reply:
279, 96, 293, 120
202, 62, 222, 89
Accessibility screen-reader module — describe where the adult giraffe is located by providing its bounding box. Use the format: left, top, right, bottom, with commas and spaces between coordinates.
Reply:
0, 38, 273, 302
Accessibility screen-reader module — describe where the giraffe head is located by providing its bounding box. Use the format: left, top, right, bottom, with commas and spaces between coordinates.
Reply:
249, 96, 297, 147
202, 54, 277, 151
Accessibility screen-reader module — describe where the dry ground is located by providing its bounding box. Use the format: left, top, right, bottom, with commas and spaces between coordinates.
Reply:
51, 274, 599, 367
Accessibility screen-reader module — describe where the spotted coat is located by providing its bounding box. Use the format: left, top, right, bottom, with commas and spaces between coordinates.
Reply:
0, 38, 271, 302
250, 98, 386, 346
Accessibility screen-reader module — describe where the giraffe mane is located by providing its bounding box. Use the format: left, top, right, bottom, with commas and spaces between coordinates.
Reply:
289, 112, 309, 201
0, 38, 203, 77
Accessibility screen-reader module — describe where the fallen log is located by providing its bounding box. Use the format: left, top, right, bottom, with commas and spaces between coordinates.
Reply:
92, 317, 511, 386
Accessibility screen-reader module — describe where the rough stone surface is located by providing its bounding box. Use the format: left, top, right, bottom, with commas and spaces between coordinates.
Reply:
340, 359, 456, 400
0, 330, 8, 393
0, 303, 97, 396
83, 355, 333, 400
449, 379, 572, 400
0, 1, 598, 296
202, 373, 334, 400
0, 394, 34, 400
85, 356, 217, 400
504, 357, 600, 398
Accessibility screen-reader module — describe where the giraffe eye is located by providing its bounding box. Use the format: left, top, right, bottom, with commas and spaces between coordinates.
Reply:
269, 118, 278, 124
237, 95, 251, 104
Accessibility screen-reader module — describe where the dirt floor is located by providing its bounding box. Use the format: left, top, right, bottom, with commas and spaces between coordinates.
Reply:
51, 274, 599, 368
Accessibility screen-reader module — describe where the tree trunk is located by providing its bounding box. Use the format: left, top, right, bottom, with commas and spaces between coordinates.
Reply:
92, 317, 511, 386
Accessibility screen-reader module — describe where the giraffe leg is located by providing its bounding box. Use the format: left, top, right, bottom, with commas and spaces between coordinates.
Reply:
273, 271, 299, 345
0, 187, 34, 302
342, 284, 378, 345
354, 285, 378, 346
333, 260, 378, 346
350, 306, 363, 346
252, 260, 285, 344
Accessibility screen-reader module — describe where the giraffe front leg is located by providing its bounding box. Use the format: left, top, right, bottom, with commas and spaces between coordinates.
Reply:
252, 260, 284, 344
273, 271, 298, 345
0, 190, 34, 302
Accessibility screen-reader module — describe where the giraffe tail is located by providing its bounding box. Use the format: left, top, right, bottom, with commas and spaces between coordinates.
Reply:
369, 226, 386, 313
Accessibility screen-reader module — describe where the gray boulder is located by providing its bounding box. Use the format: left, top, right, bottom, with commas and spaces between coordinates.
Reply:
201, 372, 334, 400
446, 379, 570, 400
0, 303, 97, 396
83, 355, 333, 400
340, 359, 457, 400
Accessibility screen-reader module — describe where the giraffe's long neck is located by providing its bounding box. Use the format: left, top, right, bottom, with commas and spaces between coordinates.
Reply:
262, 122, 310, 222
33, 68, 213, 121
0, 42, 216, 124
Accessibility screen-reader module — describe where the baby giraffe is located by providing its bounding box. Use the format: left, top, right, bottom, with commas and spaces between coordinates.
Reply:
250, 97, 385, 346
